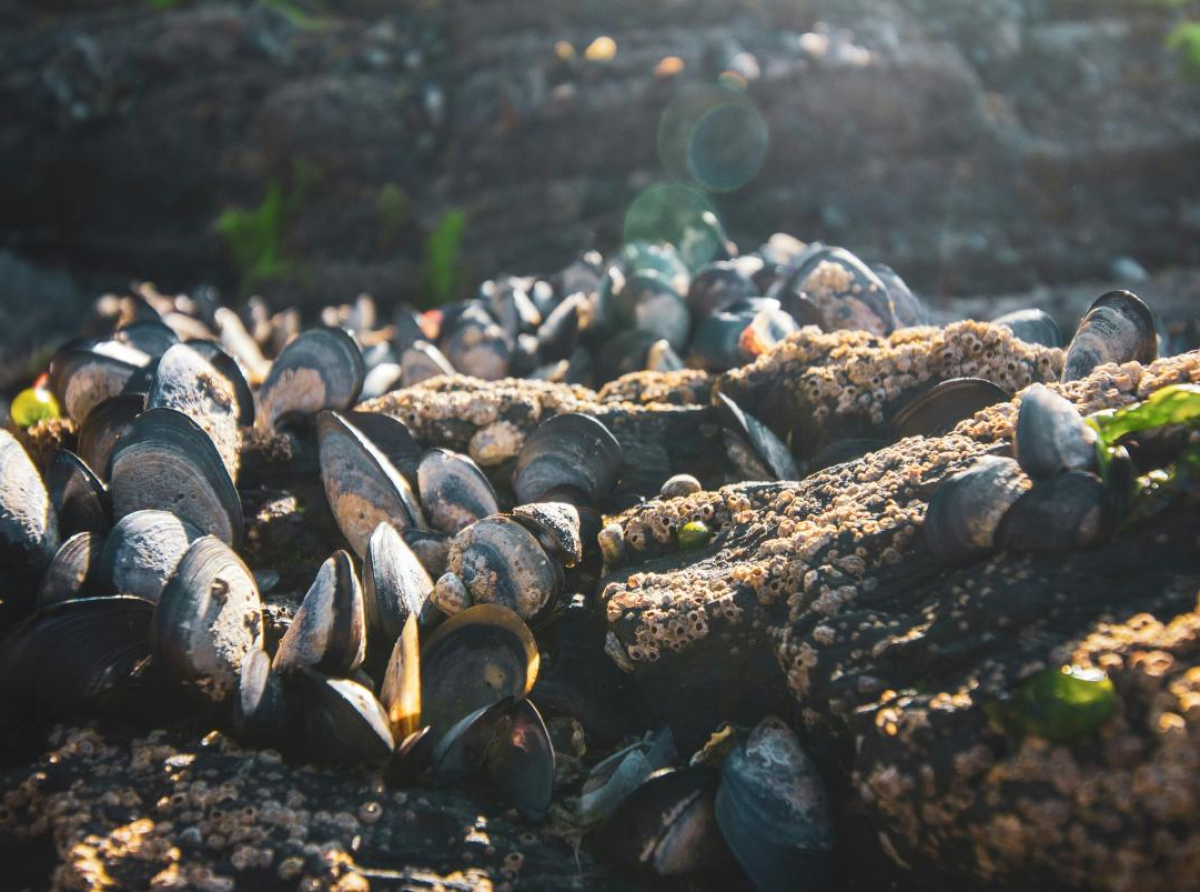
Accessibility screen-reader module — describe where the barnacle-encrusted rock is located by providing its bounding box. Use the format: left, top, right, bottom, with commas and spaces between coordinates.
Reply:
0, 723, 635, 892
596, 369, 714, 407
603, 338, 1200, 890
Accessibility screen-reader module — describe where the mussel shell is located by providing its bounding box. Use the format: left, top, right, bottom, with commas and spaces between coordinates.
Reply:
386, 725, 435, 786
715, 717, 834, 892
418, 449, 500, 536
592, 329, 659, 383
432, 698, 511, 786
537, 294, 587, 362
924, 456, 1031, 565
401, 341, 456, 386
98, 509, 203, 602
46, 450, 110, 537
872, 263, 926, 328
443, 315, 511, 381
892, 378, 1010, 440
715, 392, 799, 481
273, 550, 366, 677
401, 528, 451, 578
147, 343, 241, 480
297, 669, 394, 764
579, 729, 678, 825
317, 410, 426, 558
0, 595, 157, 713
449, 515, 562, 620
995, 471, 1111, 552
689, 307, 757, 371
109, 407, 244, 547
787, 246, 896, 335
258, 327, 365, 430
186, 339, 256, 426
152, 536, 263, 704
36, 531, 106, 609
686, 262, 756, 319
114, 320, 180, 357
1013, 384, 1098, 479
234, 647, 296, 747
592, 766, 728, 876
361, 362, 403, 401
486, 698, 555, 822
1062, 290, 1158, 382
214, 306, 271, 383
512, 502, 583, 567
363, 522, 436, 649
737, 308, 798, 361
345, 411, 425, 484
992, 308, 1064, 348
616, 273, 691, 352
487, 282, 542, 337
0, 430, 60, 569
512, 413, 623, 507
419, 603, 539, 744
77, 394, 144, 481
49, 339, 149, 423
379, 614, 422, 740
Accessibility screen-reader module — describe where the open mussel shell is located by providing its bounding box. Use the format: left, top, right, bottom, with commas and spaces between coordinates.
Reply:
258, 327, 365, 430
0, 430, 60, 569
345, 411, 424, 483
273, 550, 366, 677
114, 320, 180, 357
0, 595, 157, 713
715, 392, 799, 481
152, 536, 263, 704
892, 378, 1009, 440
186, 339, 255, 426
992, 308, 1063, 348
417, 449, 500, 536
98, 509, 203, 602
297, 668, 395, 765
48, 339, 149, 423
109, 408, 244, 547
512, 413, 623, 507
46, 450, 110, 537
147, 343, 241, 480
419, 604, 539, 745
592, 766, 729, 877
234, 648, 296, 748
925, 456, 1031, 565
786, 246, 896, 335
715, 716, 835, 892
36, 532, 106, 608
78, 394, 144, 481
996, 471, 1112, 553
380, 614, 422, 740
449, 515, 563, 620
317, 411, 426, 557
364, 522, 436, 650
401, 340, 456, 386
512, 502, 583, 568
1013, 384, 1098, 479
1062, 290, 1158, 382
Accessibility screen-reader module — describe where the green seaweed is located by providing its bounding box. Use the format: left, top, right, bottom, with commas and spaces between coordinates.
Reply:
1087, 384, 1200, 446
985, 666, 1117, 743
420, 209, 468, 309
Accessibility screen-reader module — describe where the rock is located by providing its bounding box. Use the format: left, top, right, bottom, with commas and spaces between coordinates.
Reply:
0, 722, 636, 891
601, 337, 1200, 889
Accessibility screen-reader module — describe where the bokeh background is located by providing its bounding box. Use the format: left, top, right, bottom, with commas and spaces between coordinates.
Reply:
2, 0, 1199, 389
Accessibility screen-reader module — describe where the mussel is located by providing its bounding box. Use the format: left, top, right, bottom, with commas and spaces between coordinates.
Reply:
258, 327, 365, 430
892, 378, 1009, 440
1013, 384, 1098, 479
992, 308, 1063, 349
715, 392, 799, 481
417, 448, 499, 536
363, 522, 436, 650
0, 429, 60, 569
98, 509, 202, 602
445, 515, 563, 620
512, 413, 623, 506
925, 456, 1031, 565
1062, 290, 1158, 382
995, 471, 1111, 552
36, 531, 106, 608
273, 551, 366, 677
146, 342, 241, 479
46, 450, 110, 537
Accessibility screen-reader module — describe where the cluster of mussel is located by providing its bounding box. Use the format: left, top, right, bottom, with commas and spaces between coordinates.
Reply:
925, 290, 1160, 564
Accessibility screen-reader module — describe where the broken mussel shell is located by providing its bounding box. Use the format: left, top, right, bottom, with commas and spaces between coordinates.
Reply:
46, 450, 110, 538
97, 509, 202, 603
258, 327, 365, 430
152, 536, 264, 704
109, 407, 244, 547
512, 413, 623, 506
363, 522, 436, 651
419, 604, 539, 745
715, 391, 799, 481
1062, 290, 1158, 382
0, 429, 60, 569
297, 668, 395, 765
447, 515, 564, 620
77, 394, 144, 481
317, 410, 426, 557
0, 595, 157, 714
925, 456, 1031, 565
592, 766, 731, 877
432, 697, 555, 822
146, 342, 241, 480
715, 716, 835, 892
891, 378, 1010, 440
1014, 384, 1099, 479
995, 471, 1112, 553
417, 448, 500, 536
273, 550, 366, 677
36, 531, 106, 608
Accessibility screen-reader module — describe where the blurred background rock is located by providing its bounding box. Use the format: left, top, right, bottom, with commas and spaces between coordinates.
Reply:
1, 0, 1198, 390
